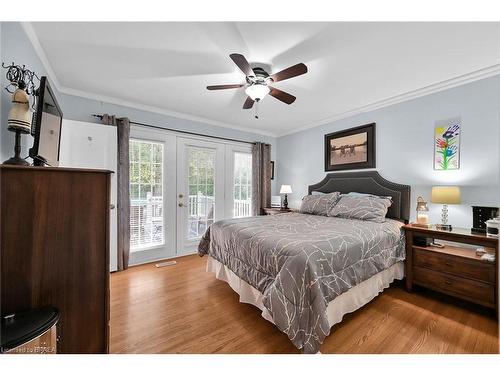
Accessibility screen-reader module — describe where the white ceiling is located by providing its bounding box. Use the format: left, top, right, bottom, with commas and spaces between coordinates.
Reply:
29, 22, 500, 136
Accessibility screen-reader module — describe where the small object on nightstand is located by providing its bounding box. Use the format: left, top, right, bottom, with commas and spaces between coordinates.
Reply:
485, 217, 500, 238
415, 196, 430, 227
429, 242, 444, 248
481, 253, 495, 262
431, 186, 461, 231
271, 195, 281, 208
413, 236, 433, 247
475, 247, 486, 256
471, 206, 499, 233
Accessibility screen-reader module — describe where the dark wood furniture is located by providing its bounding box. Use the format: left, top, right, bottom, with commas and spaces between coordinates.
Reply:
404, 224, 498, 311
0, 165, 111, 353
263, 207, 292, 215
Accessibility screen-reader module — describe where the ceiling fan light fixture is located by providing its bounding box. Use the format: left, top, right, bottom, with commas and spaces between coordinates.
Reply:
207, 54, 306, 110
245, 84, 270, 101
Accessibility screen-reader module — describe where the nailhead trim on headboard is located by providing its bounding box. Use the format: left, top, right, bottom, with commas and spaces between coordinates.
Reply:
308, 171, 411, 223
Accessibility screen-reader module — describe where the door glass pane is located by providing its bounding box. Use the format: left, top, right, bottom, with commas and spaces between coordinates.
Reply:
187, 147, 216, 239
129, 139, 164, 251
233, 152, 252, 218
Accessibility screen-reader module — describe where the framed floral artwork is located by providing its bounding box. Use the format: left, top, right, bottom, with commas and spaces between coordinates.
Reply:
434, 117, 460, 170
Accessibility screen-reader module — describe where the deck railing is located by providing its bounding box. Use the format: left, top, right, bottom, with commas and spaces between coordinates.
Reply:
130, 193, 251, 248
187, 193, 251, 218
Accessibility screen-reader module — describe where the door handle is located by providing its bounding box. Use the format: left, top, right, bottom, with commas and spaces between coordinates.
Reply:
178, 202, 184, 207
110, 204, 115, 209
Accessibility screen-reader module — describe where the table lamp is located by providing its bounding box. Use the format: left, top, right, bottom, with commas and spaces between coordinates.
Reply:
431, 186, 461, 231
279, 185, 292, 210
2, 62, 38, 166
3, 88, 32, 166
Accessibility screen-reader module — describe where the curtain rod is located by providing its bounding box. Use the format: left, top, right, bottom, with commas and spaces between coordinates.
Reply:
92, 114, 256, 145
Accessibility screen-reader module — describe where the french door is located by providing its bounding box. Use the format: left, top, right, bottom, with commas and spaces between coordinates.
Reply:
129, 127, 177, 265
128, 126, 252, 265
176, 138, 226, 254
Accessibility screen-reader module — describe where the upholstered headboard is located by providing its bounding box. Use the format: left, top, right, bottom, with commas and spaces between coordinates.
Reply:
308, 171, 411, 223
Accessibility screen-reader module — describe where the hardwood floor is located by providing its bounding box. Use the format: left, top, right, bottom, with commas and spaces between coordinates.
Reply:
110, 255, 499, 354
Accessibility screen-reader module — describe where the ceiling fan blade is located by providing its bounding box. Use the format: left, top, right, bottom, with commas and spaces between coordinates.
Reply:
242, 96, 254, 109
206, 84, 244, 90
269, 87, 296, 105
230, 53, 255, 78
270, 63, 308, 83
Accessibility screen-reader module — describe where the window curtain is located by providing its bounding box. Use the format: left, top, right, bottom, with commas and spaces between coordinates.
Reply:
102, 114, 131, 271
251, 142, 272, 216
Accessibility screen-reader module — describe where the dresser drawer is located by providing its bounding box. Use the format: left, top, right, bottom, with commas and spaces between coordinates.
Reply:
413, 247, 495, 283
414, 266, 495, 307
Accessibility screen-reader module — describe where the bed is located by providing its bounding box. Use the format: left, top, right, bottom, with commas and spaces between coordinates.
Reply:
198, 171, 411, 353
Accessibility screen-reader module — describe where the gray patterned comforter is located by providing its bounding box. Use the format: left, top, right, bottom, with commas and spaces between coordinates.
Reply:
198, 212, 405, 353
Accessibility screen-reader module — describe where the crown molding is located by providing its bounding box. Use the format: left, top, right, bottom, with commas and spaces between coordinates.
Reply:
57, 85, 278, 137
280, 64, 500, 137
21, 22, 277, 139
21, 22, 63, 91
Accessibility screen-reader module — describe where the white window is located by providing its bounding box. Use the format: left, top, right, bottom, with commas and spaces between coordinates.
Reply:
187, 147, 216, 239
129, 139, 164, 251
233, 152, 252, 218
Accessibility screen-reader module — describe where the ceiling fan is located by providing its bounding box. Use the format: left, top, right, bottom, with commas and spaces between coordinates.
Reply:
207, 53, 307, 117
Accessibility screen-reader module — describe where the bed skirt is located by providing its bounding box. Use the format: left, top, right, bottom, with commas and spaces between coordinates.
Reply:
206, 256, 404, 329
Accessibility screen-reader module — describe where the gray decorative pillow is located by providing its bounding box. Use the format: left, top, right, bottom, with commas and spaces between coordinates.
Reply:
311, 191, 326, 195
347, 192, 393, 201
327, 195, 392, 222
300, 192, 341, 216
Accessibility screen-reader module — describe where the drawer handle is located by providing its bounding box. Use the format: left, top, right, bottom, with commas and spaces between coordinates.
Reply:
444, 262, 452, 267
444, 280, 452, 285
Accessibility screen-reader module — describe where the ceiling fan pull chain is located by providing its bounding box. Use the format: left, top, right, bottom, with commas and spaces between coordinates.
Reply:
255, 101, 259, 119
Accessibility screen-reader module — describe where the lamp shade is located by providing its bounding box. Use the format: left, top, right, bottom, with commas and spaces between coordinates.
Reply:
7, 88, 32, 133
279, 185, 292, 194
245, 84, 270, 101
431, 186, 461, 205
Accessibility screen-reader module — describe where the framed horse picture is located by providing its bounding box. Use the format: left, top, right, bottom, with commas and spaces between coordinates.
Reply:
324, 123, 376, 171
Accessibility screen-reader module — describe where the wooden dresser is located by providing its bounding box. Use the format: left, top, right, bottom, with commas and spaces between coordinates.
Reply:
404, 224, 498, 311
0, 165, 111, 353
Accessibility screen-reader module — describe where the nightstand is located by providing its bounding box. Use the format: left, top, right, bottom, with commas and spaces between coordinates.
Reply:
404, 224, 498, 311
262, 207, 293, 215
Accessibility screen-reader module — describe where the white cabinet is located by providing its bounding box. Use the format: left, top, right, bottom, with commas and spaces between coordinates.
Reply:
59, 119, 118, 272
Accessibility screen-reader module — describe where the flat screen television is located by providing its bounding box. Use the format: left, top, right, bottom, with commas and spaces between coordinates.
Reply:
29, 76, 63, 166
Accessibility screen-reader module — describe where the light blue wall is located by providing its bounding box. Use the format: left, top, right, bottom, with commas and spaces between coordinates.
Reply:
3, 21, 499, 228
1, 22, 277, 190
276, 75, 500, 228
1, 22, 52, 162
